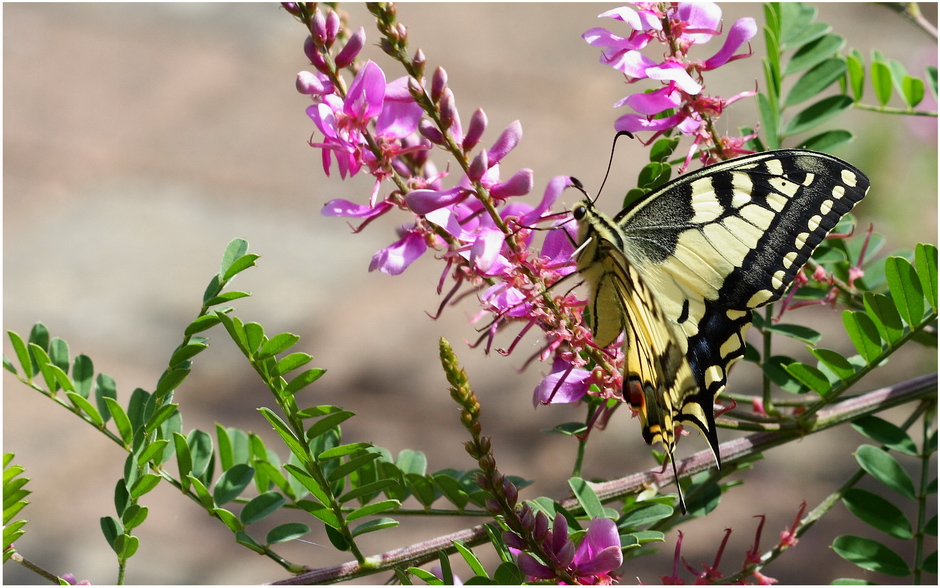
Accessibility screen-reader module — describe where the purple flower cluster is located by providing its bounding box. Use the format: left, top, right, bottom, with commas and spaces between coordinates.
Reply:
584, 2, 758, 169
295, 5, 617, 405
508, 514, 624, 584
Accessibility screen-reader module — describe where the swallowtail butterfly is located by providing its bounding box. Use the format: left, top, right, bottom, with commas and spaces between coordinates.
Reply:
573, 149, 870, 512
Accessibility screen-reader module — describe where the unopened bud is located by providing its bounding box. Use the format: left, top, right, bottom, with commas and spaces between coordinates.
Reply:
334, 27, 365, 68
439, 88, 457, 131
463, 108, 488, 151
325, 10, 341, 45
419, 120, 445, 145
311, 10, 328, 45
304, 36, 329, 74
431, 67, 448, 103
533, 510, 549, 540
468, 150, 489, 182
296, 70, 331, 95
412, 48, 426, 77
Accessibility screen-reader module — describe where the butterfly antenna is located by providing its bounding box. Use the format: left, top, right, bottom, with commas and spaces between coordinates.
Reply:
669, 451, 687, 515
594, 130, 635, 203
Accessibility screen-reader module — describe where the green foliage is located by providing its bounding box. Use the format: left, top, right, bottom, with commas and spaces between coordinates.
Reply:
3, 455, 31, 563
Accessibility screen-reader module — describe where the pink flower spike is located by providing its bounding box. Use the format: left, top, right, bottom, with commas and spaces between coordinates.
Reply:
702, 17, 758, 70
345, 61, 385, 122
369, 231, 427, 275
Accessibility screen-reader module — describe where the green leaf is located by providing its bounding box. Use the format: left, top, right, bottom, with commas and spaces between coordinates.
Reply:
136, 439, 169, 467
188, 429, 214, 479
169, 341, 208, 368
347, 499, 400, 521
64, 391, 103, 425
915, 243, 938, 312
258, 333, 301, 360
203, 291, 251, 307
220, 238, 249, 276
871, 60, 893, 106
863, 292, 905, 345
405, 473, 438, 507
318, 442, 374, 461
842, 310, 883, 364
297, 498, 340, 528
113, 534, 140, 560
350, 516, 399, 537
797, 129, 853, 152
851, 416, 918, 456
786, 362, 832, 396
900, 75, 925, 108
144, 403, 179, 435
855, 445, 916, 499
234, 531, 266, 554
71, 354, 93, 399
185, 314, 223, 336
213, 464, 255, 505
266, 522, 310, 545
842, 488, 912, 539
240, 491, 286, 524
784, 34, 845, 75
493, 561, 525, 585
222, 254, 259, 283
396, 449, 428, 476
783, 94, 853, 136
187, 475, 216, 509
8, 331, 33, 380
328, 452, 382, 483
306, 411, 354, 442
213, 507, 244, 532
339, 479, 398, 505
809, 348, 856, 380
618, 503, 673, 528
831, 535, 911, 577
129, 473, 161, 500
845, 52, 865, 101
285, 368, 327, 395
649, 137, 679, 163
886, 256, 925, 326
927, 65, 938, 99
259, 408, 306, 458
786, 58, 847, 106
765, 322, 821, 344
757, 92, 780, 150
432, 474, 470, 509
569, 477, 605, 519
274, 353, 314, 377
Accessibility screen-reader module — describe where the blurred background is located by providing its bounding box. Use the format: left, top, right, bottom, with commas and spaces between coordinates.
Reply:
4, 3, 936, 584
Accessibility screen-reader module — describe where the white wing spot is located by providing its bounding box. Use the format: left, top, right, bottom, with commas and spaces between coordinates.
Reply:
782, 251, 799, 269
767, 193, 788, 212
705, 365, 724, 388
765, 158, 784, 176
795, 232, 809, 250
772, 270, 786, 290
832, 185, 846, 200
801, 172, 816, 186
807, 214, 822, 232
820, 199, 833, 216
841, 169, 858, 187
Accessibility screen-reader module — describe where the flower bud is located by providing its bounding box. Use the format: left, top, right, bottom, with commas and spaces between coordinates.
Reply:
304, 36, 330, 74
311, 10, 328, 45
439, 88, 457, 131
281, 3, 301, 16
463, 108, 488, 151
296, 70, 332, 96
334, 27, 365, 68
533, 511, 549, 541
520, 505, 535, 531
411, 48, 426, 78
485, 498, 502, 514
468, 150, 489, 182
419, 120, 445, 145
325, 10, 341, 45
431, 67, 448, 103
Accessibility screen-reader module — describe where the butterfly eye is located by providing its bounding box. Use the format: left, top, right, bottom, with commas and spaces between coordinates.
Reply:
573, 205, 587, 220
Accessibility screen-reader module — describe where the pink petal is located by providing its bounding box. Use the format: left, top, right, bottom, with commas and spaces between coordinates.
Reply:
534, 366, 591, 406
519, 175, 571, 225
469, 228, 505, 272
490, 168, 533, 199
677, 2, 722, 43
614, 112, 682, 133
369, 232, 426, 275
345, 60, 385, 121
602, 49, 657, 79
702, 17, 758, 70
647, 63, 702, 94
405, 186, 468, 214
487, 120, 523, 163
321, 198, 392, 218
617, 87, 682, 115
